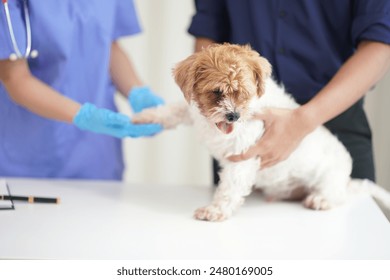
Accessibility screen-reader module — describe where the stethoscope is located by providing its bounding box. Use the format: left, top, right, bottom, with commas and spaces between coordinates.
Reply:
2, 0, 38, 61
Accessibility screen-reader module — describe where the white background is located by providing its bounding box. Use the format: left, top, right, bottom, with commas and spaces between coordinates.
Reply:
117, 0, 390, 192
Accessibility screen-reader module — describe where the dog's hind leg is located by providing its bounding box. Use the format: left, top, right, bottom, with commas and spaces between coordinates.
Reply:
303, 172, 349, 210
194, 159, 258, 221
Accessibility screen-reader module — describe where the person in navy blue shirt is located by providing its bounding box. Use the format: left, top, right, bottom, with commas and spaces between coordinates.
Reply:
188, 0, 390, 184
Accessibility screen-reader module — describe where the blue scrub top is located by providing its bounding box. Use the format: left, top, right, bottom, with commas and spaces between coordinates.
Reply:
189, 0, 390, 104
0, 0, 141, 180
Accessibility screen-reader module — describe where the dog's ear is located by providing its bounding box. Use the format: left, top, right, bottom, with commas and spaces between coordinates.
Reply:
246, 47, 272, 97
172, 53, 198, 103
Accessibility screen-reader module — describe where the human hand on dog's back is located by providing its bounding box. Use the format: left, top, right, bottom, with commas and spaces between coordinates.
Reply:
228, 107, 316, 169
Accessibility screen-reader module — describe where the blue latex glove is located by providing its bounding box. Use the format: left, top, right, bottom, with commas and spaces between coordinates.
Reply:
128, 86, 165, 113
73, 103, 162, 138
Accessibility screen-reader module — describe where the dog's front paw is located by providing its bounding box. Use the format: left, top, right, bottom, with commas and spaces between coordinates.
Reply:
303, 194, 331, 210
132, 108, 161, 125
194, 205, 230, 222
132, 104, 185, 129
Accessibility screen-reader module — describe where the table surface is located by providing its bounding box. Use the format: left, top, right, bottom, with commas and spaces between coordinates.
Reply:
1, 178, 389, 260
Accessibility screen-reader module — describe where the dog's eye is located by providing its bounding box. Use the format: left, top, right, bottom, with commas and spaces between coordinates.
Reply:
212, 89, 223, 96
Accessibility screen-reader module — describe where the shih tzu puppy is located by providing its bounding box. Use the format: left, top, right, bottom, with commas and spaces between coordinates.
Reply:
133, 44, 390, 221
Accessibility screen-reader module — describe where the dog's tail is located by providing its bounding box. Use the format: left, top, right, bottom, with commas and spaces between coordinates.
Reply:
348, 179, 390, 209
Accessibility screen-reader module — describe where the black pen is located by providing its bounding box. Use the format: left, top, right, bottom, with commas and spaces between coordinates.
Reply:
0, 195, 60, 204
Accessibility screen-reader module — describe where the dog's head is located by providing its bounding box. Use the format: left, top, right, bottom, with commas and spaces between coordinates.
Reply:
173, 43, 271, 134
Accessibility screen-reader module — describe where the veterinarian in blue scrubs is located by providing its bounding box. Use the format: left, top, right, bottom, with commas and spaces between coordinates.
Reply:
0, 0, 164, 180
189, 0, 390, 183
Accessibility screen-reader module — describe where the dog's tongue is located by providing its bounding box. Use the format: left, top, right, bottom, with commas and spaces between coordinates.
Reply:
216, 121, 234, 134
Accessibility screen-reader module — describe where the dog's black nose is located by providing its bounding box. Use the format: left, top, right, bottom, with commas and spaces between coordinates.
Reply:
225, 112, 240, 122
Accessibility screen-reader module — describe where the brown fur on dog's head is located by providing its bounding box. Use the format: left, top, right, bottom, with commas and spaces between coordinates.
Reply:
173, 44, 271, 133
172, 43, 272, 133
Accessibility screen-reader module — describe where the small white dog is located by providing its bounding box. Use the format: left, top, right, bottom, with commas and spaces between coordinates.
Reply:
133, 44, 390, 221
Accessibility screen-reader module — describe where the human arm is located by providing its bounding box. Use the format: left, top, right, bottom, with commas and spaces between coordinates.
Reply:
109, 41, 143, 95
229, 40, 390, 168
110, 41, 164, 113
0, 59, 81, 123
0, 58, 161, 138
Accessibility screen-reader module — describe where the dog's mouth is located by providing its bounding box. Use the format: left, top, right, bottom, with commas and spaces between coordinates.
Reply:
215, 121, 234, 134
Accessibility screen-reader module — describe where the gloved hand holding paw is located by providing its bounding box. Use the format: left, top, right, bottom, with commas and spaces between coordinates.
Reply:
73, 103, 162, 138
128, 86, 165, 113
